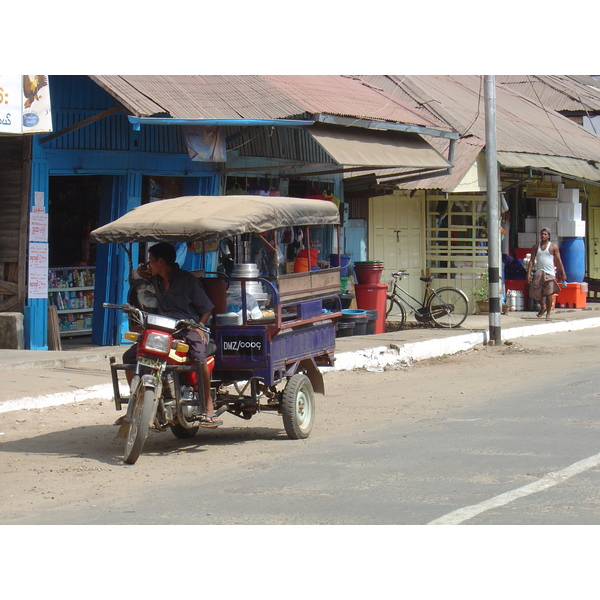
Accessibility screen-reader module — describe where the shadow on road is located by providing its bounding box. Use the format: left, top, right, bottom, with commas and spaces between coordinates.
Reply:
0, 421, 290, 466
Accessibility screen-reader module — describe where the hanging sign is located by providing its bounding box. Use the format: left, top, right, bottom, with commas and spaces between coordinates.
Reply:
29, 212, 48, 242
28, 242, 49, 299
193, 240, 218, 253
0, 75, 53, 134
525, 181, 559, 198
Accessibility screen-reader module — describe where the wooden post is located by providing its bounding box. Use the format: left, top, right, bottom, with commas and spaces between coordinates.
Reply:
47, 304, 62, 351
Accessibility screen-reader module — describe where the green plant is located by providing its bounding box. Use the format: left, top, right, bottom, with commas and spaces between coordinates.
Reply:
473, 271, 489, 301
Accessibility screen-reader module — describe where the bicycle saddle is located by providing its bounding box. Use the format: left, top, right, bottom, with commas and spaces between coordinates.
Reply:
420, 276, 434, 283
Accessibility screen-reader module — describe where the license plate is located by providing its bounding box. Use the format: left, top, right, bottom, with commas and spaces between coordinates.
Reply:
138, 356, 162, 369
222, 335, 264, 356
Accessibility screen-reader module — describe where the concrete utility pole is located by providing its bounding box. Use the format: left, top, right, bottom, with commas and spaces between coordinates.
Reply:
484, 75, 502, 344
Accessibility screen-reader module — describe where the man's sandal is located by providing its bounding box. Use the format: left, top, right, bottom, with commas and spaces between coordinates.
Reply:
199, 414, 223, 428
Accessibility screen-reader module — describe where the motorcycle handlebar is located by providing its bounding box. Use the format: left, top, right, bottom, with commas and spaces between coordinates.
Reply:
180, 319, 210, 334
103, 302, 121, 309
103, 302, 137, 313
103, 304, 209, 333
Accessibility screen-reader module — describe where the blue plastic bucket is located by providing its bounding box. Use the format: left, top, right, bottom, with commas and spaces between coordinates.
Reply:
561, 237, 585, 282
330, 253, 351, 276
341, 309, 367, 317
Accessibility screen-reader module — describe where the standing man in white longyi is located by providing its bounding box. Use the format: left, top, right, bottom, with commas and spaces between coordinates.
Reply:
526, 228, 567, 321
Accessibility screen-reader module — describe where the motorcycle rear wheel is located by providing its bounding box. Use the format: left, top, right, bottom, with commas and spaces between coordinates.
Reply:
282, 373, 314, 439
170, 423, 200, 439
124, 382, 156, 464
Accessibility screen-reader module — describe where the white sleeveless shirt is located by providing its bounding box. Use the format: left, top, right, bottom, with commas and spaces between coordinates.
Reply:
536, 242, 555, 276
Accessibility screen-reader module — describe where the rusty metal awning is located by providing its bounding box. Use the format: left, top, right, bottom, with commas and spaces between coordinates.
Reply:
497, 152, 600, 182
308, 124, 450, 170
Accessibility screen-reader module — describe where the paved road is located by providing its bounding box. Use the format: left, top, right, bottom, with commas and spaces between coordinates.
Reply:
4, 324, 600, 598
2, 327, 600, 527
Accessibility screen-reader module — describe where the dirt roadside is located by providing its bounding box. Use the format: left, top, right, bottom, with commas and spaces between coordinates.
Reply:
0, 330, 597, 523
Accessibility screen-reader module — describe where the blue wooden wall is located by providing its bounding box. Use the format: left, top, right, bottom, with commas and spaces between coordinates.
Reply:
25, 75, 343, 349
26, 76, 219, 348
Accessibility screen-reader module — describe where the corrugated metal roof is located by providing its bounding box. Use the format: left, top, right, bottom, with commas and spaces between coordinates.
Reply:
390, 75, 600, 161
262, 75, 452, 131
344, 135, 484, 191
89, 75, 454, 132
497, 152, 600, 181
359, 75, 600, 186
309, 123, 449, 169
224, 125, 332, 164
88, 74, 600, 185
391, 136, 485, 190
91, 75, 306, 120
496, 75, 600, 113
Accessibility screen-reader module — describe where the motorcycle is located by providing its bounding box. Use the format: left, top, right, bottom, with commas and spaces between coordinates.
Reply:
105, 303, 219, 465
91, 195, 343, 465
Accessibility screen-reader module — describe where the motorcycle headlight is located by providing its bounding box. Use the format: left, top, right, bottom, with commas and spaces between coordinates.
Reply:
142, 331, 172, 355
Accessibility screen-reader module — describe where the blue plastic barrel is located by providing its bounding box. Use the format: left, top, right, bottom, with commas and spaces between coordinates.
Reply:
330, 253, 351, 276
560, 237, 585, 282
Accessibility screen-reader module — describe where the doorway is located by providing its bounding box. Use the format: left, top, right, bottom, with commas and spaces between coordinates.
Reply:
48, 175, 102, 267
369, 191, 424, 299
48, 175, 102, 347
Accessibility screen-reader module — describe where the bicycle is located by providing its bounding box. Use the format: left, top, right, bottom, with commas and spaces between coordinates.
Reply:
386, 270, 469, 329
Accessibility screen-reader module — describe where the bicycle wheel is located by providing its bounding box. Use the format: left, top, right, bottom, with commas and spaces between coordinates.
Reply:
427, 287, 469, 328
386, 296, 406, 329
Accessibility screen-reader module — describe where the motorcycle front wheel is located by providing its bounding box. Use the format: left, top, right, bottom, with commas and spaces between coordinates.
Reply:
124, 379, 157, 465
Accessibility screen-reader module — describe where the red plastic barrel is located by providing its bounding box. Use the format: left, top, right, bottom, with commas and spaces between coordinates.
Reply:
354, 283, 388, 334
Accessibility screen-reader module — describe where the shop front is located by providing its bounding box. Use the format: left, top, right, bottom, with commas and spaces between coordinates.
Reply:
24, 75, 219, 349
14, 75, 456, 350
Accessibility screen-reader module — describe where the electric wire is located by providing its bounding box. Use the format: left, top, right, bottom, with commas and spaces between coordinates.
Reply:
525, 75, 576, 156
568, 84, 599, 135
228, 125, 275, 151
460, 75, 483, 138
338, 75, 409, 129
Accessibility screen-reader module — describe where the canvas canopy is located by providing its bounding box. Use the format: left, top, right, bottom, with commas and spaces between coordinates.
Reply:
90, 195, 340, 244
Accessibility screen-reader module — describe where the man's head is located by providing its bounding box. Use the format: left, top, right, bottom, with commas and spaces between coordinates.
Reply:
148, 242, 176, 276
540, 228, 551, 241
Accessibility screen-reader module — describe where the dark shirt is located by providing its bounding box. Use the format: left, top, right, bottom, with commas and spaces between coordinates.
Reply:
151, 265, 214, 323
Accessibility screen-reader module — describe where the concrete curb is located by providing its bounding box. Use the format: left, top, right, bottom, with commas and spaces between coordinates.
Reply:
3, 317, 600, 413
0, 383, 123, 414
0, 347, 122, 372
329, 316, 600, 372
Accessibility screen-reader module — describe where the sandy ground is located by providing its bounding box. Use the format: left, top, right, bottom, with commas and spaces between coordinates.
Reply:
4, 329, 600, 599
1, 331, 582, 524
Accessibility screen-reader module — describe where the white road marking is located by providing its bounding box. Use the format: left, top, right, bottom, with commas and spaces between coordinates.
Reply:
428, 451, 600, 524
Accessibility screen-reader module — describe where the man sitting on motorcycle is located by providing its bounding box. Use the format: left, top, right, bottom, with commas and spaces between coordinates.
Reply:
118, 242, 221, 427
